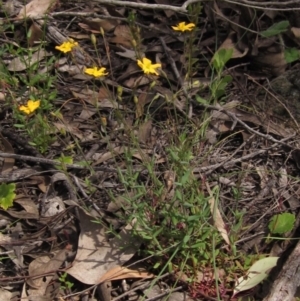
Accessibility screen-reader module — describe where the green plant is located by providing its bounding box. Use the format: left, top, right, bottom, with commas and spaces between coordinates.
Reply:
58, 272, 74, 290
268, 212, 295, 235
0, 28, 57, 153
116, 133, 225, 279
0, 183, 16, 210
210, 48, 233, 100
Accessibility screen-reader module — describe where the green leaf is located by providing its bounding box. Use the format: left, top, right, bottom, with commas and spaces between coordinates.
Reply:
260, 20, 289, 37
58, 155, 73, 164
195, 95, 209, 105
0, 183, 16, 210
212, 48, 233, 72
233, 257, 279, 296
153, 262, 160, 269
268, 213, 295, 234
183, 235, 190, 244
284, 48, 300, 63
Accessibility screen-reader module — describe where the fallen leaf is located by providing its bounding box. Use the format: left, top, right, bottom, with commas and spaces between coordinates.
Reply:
137, 120, 152, 144
98, 266, 154, 282
28, 22, 43, 46
66, 208, 140, 285
27, 249, 68, 289
17, 0, 57, 19
93, 146, 125, 166
7, 49, 49, 71
217, 32, 249, 58
206, 183, 230, 245
233, 257, 279, 296
116, 46, 137, 60
79, 18, 118, 32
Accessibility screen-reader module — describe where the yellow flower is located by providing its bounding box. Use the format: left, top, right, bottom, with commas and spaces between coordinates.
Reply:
137, 58, 161, 76
19, 100, 40, 114
172, 22, 196, 32
84, 67, 108, 77
55, 39, 78, 53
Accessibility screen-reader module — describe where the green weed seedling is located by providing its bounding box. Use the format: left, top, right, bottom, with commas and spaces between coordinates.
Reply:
59, 272, 74, 290
0, 183, 16, 210
268, 212, 295, 235
210, 48, 233, 100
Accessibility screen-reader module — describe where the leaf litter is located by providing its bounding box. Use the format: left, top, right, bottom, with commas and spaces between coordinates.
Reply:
1, 0, 300, 300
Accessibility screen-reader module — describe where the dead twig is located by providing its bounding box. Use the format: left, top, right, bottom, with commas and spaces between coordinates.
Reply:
80, 0, 202, 13
223, 0, 300, 11
203, 104, 296, 148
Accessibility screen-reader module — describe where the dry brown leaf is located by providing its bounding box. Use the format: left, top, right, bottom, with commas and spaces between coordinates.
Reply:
98, 266, 154, 282
71, 87, 122, 108
107, 191, 135, 212
57, 64, 84, 76
217, 32, 249, 58
53, 121, 83, 140
7, 49, 49, 71
40, 196, 65, 217
66, 208, 140, 285
137, 120, 152, 144
0, 288, 12, 300
79, 108, 97, 120
135, 92, 156, 119
114, 24, 132, 41
0, 232, 12, 245
291, 27, 300, 39
28, 22, 43, 46
116, 46, 137, 60
124, 75, 151, 89
211, 101, 293, 137
206, 183, 230, 245
31, 175, 50, 193
98, 87, 111, 101
0, 92, 5, 101
93, 146, 124, 166
79, 18, 118, 33
11, 195, 39, 219
110, 23, 134, 48
253, 52, 287, 76
109, 36, 133, 48
27, 249, 67, 289
17, 0, 57, 19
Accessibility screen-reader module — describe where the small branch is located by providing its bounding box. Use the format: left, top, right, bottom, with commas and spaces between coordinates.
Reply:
223, 0, 300, 11
204, 104, 295, 148
88, 0, 203, 13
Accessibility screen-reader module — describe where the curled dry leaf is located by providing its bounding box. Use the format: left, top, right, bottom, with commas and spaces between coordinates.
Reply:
7, 49, 50, 72
233, 257, 279, 296
17, 0, 57, 19
98, 266, 154, 282
206, 183, 230, 245
27, 250, 68, 288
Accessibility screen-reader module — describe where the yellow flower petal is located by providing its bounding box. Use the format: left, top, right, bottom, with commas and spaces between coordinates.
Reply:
27, 100, 41, 112
172, 22, 196, 32
84, 67, 108, 78
19, 100, 40, 115
19, 105, 31, 114
55, 40, 78, 53
137, 58, 161, 76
